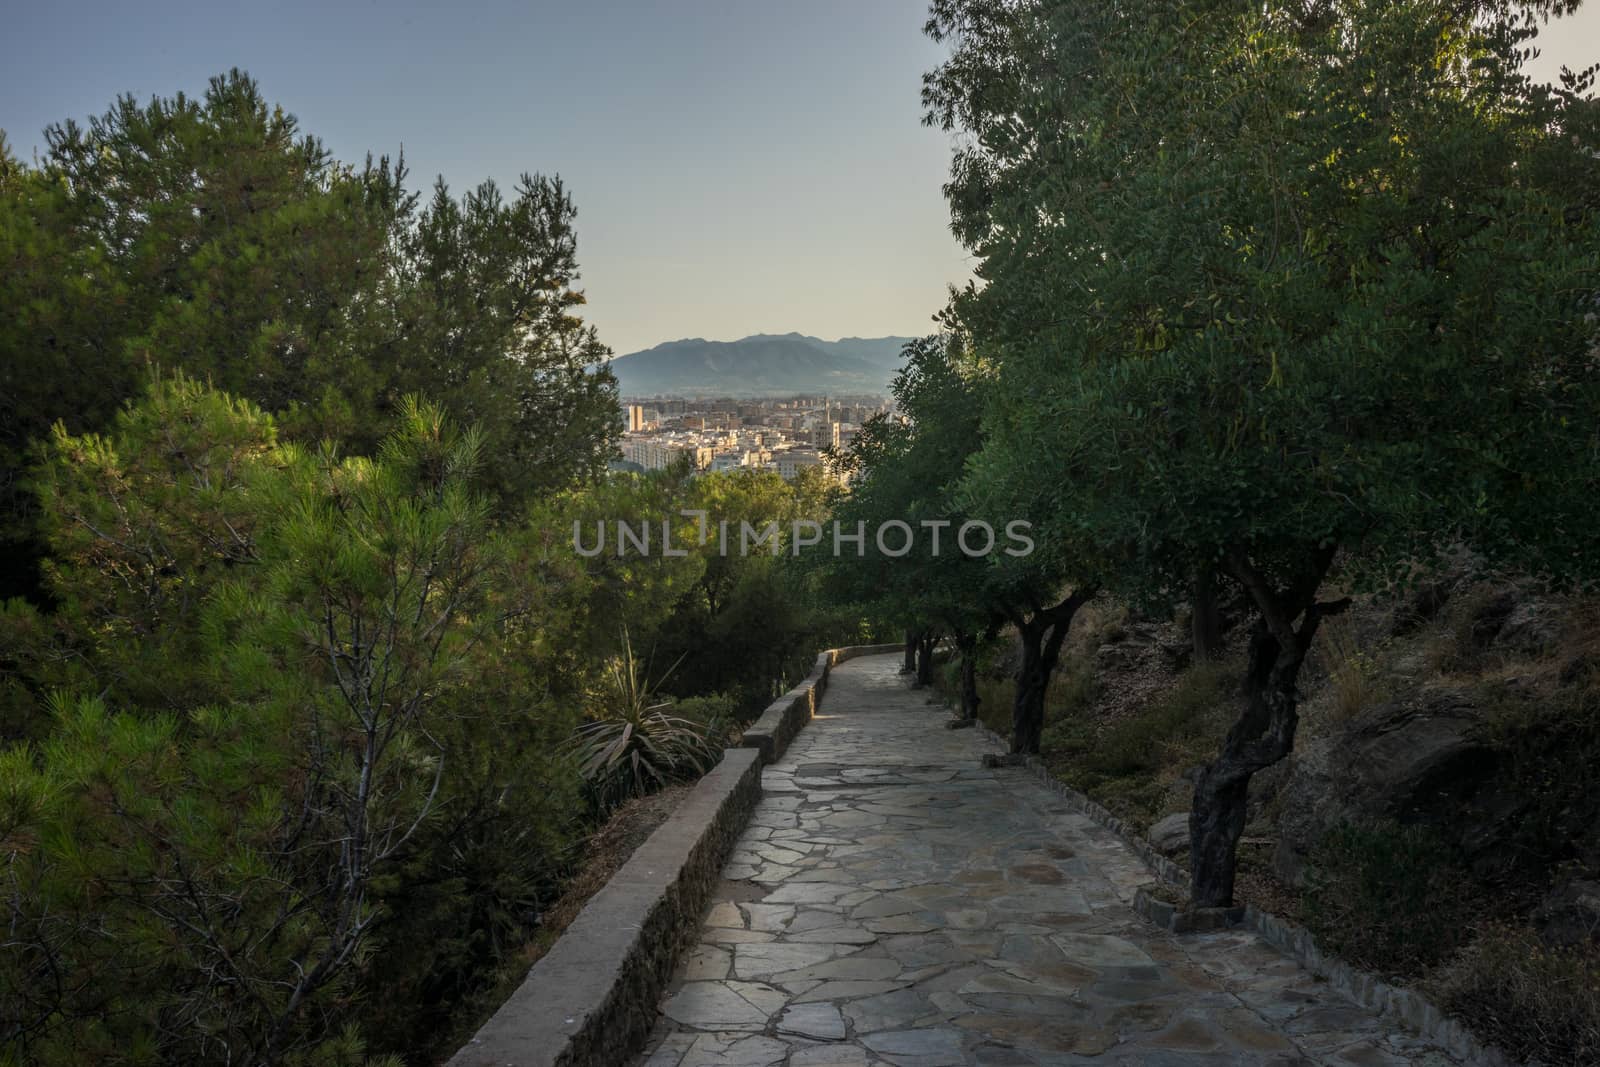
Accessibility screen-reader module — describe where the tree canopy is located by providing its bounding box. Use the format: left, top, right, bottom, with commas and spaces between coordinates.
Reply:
920, 0, 1600, 903
0, 70, 620, 599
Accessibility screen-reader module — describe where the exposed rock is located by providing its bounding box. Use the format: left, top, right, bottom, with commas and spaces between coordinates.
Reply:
1273, 687, 1512, 884
1534, 878, 1600, 949
1388, 579, 1453, 637
1096, 644, 1143, 673
1492, 598, 1567, 657
1148, 813, 1191, 859
1157, 639, 1194, 670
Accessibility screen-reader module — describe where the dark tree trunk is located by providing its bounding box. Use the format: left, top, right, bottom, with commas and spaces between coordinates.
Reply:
1192, 565, 1223, 663
1011, 624, 1048, 754
915, 630, 939, 687
1009, 591, 1092, 755
902, 629, 918, 674
1189, 621, 1286, 907
954, 630, 980, 721
1188, 549, 1345, 908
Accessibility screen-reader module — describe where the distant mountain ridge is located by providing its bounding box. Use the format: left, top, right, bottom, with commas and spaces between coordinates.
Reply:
611, 332, 916, 397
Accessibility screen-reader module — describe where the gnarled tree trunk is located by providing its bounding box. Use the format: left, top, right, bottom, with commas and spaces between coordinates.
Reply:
1189, 548, 1345, 908
1008, 591, 1092, 755
954, 629, 980, 721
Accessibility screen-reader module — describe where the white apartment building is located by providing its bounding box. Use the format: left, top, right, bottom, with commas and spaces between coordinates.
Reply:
775, 448, 824, 480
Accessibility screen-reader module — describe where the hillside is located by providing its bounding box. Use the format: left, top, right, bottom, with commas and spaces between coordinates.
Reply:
943, 566, 1600, 1065
610, 333, 915, 397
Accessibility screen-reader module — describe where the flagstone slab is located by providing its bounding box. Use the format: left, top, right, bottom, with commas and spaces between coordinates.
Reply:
777, 1002, 847, 1040
861, 1027, 968, 1067
733, 941, 855, 978
661, 981, 788, 1031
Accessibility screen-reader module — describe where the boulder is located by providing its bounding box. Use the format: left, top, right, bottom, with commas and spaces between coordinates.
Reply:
1273, 687, 1511, 884
1492, 599, 1567, 657
1148, 812, 1191, 859
1387, 579, 1453, 637
1535, 878, 1600, 949
1095, 643, 1143, 673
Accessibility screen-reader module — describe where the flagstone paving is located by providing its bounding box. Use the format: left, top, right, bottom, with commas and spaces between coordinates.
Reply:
637, 654, 1460, 1067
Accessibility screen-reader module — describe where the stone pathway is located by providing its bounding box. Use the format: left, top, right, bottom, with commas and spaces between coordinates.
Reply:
637, 654, 1459, 1067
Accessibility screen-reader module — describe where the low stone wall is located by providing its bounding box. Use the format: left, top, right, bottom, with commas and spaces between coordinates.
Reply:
979, 732, 1515, 1067
832, 641, 905, 665
738, 642, 903, 764
447, 747, 762, 1067
449, 643, 900, 1067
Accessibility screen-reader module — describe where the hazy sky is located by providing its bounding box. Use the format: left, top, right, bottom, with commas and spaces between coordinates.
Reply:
2, 0, 966, 355
4, 2, 1596, 356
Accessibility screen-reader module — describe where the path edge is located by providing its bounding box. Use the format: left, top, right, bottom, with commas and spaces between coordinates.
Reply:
737, 643, 903, 765
447, 643, 898, 1067
967, 718, 1516, 1067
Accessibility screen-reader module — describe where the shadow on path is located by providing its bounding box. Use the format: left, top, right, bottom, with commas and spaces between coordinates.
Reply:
638, 653, 1458, 1067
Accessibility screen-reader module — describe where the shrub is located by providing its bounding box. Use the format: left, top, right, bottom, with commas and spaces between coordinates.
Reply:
1085, 661, 1232, 778
1302, 820, 1477, 974
573, 633, 719, 812
1435, 923, 1600, 1066
0, 383, 589, 1063
672, 692, 738, 743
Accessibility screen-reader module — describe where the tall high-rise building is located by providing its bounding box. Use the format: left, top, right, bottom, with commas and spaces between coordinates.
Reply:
626, 404, 645, 432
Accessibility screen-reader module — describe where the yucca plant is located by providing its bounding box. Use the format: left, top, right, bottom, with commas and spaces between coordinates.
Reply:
572, 630, 720, 810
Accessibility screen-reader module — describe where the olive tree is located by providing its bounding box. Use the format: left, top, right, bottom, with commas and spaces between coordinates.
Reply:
926, 0, 1600, 904
829, 335, 1094, 749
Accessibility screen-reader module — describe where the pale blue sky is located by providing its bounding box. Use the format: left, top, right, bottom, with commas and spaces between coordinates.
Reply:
3, 2, 1595, 355
2, 0, 967, 355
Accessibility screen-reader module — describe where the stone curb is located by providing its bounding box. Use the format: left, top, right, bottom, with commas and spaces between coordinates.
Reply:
970, 720, 1516, 1067
738, 643, 903, 765
448, 746, 763, 1067
449, 644, 901, 1067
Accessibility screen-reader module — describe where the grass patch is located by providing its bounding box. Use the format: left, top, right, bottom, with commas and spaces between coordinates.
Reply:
1301, 820, 1477, 975
1315, 614, 1388, 723
1041, 659, 1237, 831
965, 655, 1100, 740
1433, 924, 1600, 1066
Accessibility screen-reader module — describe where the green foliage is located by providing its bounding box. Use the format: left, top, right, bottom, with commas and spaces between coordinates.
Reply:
671, 693, 738, 741
0, 381, 589, 1063
614, 465, 864, 720
0, 70, 619, 600
825, 335, 1068, 642
26, 374, 279, 713
927, 0, 1600, 600
1039, 660, 1236, 828
572, 632, 718, 812
1303, 821, 1477, 973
